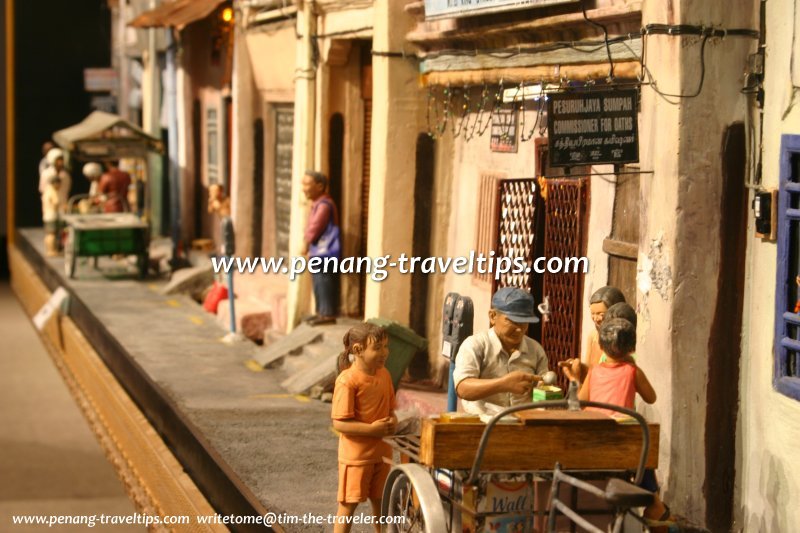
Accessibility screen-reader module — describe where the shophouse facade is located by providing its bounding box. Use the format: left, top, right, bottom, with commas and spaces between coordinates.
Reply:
735, 0, 800, 529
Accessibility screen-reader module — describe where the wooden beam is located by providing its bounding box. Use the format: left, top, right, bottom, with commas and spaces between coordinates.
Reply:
406, 4, 642, 46
420, 38, 641, 74
5, 0, 15, 245
421, 60, 640, 86
603, 237, 638, 260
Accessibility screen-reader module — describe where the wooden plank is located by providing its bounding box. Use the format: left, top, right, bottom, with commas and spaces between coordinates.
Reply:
253, 322, 322, 367
602, 237, 638, 259
419, 417, 659, 471
420, 38, 641, 74
280, 352, 338, 394
407, 3, 642, 45
421, 60, 640, 86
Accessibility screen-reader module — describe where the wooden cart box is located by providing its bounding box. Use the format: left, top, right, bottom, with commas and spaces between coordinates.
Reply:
419, 410, 659, 471
63, 214, 150, 279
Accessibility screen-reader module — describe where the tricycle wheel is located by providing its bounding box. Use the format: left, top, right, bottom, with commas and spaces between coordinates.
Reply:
381, 464, 448, 533
64, 228, 76, 279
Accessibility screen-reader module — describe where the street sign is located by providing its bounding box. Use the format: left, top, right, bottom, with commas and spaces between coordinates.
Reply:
424, 0, 579, 20
547, 89, 639, 167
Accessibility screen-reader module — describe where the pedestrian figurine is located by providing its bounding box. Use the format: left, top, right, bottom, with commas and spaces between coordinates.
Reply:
38, 140, 55, 179
39, 148, 72, 208
331, 323, 396, 533
302, 170, 340, 326
42, 173, 63, 257
207, 183, 231, 217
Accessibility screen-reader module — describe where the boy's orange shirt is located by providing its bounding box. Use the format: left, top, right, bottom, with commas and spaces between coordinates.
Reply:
331, 366, 396, 465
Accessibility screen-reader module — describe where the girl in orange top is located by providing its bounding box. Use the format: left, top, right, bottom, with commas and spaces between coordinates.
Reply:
331, 323, 397, 533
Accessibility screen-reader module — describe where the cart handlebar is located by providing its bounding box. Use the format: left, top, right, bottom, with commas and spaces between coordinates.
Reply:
465, 387, 650, 486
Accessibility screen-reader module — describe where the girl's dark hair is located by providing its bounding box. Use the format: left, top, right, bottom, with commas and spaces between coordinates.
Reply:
603, 302, 637, 329
589, 286, 626, 308
598, 318, 636, 359
337, 323, 388, 373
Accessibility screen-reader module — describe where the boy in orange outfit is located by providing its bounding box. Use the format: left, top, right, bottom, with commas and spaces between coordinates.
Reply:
331, 323, 397, 533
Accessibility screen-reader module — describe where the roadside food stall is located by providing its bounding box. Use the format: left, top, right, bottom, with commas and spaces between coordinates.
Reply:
382, 390, 660, 532
52, 111, 163, 279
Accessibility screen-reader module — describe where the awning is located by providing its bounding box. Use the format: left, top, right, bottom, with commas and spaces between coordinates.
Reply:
53, 111, 163, 160
128, 0, 227, 30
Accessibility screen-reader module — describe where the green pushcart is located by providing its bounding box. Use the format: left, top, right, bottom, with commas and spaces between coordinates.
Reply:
63, 213, 150, 279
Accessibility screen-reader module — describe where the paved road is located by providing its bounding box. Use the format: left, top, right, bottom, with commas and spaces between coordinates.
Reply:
15, 230, 384, 532
0, 281, 143, 532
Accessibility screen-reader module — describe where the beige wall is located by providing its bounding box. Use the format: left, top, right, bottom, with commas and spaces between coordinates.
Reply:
637, 0, 758, 523
425, 109, 615, 382
736, 0, 800, 529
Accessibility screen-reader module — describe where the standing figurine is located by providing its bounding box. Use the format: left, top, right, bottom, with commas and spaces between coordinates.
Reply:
207, 183, 231, 217
97, 160, 132, 213
302, 170, 340, 326
39, 148, 72, 207
41, 173, 63, 257
331, 323, 396, 533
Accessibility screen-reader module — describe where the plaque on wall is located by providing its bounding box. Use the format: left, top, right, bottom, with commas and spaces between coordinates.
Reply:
547, 89, 639, 167
490, 105, 518, 153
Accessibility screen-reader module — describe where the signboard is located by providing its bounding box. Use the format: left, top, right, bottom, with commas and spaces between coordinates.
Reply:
547, 89, 639, 167
33, 287, 69, 331
424, 0, 578, 20
84, 68, 118, 92
490, 105, 518, 153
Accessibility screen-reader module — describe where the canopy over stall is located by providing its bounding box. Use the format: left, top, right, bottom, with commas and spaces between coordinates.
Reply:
53, 111, 163, 160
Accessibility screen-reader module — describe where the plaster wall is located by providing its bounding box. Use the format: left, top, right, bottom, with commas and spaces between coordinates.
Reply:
323, 46, 366, 317
637, 0, 757, 523
363, 0, 422, 323
429, 111, 614, 371
231, 21, 257, 255
735, 0, 800, 529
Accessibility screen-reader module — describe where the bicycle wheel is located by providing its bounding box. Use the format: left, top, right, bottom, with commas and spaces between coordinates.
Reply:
382, 464, 447, 533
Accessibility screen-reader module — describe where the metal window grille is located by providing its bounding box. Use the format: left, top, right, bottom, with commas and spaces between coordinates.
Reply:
493, 179, 539, 291
775, 136, 800, 400
274, 105, 294, 259
542, 178, 587, 390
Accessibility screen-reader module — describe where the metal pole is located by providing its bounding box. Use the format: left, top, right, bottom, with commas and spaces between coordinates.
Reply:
226, 267, 236, 334
447, 360, 457, 412
166, 29, 184, 269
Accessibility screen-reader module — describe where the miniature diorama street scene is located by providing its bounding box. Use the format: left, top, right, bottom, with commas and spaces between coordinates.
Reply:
2, 0, 800, 532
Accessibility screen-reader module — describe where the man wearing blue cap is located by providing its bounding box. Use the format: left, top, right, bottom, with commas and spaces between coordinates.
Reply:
453, 287, 550, 415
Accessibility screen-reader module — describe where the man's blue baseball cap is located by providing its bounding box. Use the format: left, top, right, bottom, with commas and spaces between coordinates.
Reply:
491, 287, 540, 323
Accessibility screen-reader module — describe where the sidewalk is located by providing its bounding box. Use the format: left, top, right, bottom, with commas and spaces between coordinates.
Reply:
12, 229, 379, 532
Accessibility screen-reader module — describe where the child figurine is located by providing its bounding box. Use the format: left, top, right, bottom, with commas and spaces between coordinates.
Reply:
578, 318, 673, 530
560, 286, 626, 382
41, 173, 63, 257
331, 323, 397, 533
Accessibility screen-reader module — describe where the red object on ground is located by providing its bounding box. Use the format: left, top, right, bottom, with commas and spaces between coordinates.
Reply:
203, 282, 228, 314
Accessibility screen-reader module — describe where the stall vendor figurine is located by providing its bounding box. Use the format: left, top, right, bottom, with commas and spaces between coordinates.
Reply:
453, 287, 550, 415
42, 173, 63, 257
